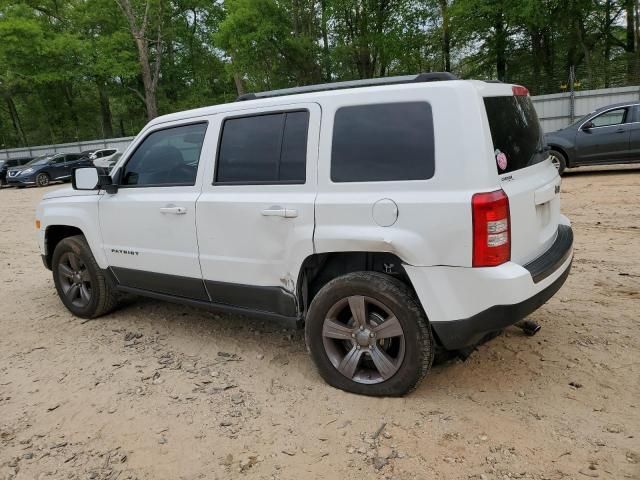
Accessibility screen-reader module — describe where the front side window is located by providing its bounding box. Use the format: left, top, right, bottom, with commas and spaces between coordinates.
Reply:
331, 102, 435, 182
215, 110, 309, 184
121, 123, 207, 187
50, 156, 66, 165
590, 108, 627, 127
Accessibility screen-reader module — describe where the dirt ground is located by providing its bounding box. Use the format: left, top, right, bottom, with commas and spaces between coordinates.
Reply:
0, 166, 639, 480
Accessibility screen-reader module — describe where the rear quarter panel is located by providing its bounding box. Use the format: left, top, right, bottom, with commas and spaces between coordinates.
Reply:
314, 81, 499, 267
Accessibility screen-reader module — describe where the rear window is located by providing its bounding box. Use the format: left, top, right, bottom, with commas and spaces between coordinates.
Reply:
331, 102, 435, 182
483, 95, 545, 174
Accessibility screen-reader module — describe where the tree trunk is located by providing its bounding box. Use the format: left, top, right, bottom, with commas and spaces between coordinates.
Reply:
97, 80, 113, 138
320, 0, 332, 81
5, 94, 28, 147
233, 72, 246, 97
135, 36, 159, 120
63, 83, 80, 139
495, 15, 507, 81
439, 0, 451, 72
116, 0, 162, 121
625, 0, 637, 81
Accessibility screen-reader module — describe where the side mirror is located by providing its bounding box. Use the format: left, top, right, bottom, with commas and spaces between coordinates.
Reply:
72, 167, 113, 191
581, 121, 594, 131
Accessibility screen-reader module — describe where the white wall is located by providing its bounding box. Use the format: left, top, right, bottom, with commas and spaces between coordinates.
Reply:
532, 85, 640, 132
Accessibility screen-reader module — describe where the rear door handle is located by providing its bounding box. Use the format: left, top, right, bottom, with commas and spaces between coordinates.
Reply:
261, 206, 298, 218
159, 205, 187, 215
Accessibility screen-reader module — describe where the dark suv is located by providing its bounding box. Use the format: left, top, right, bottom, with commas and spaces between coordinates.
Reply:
545, 101, 640, 174
0, 157, 32, 186
7, 153, 92, 187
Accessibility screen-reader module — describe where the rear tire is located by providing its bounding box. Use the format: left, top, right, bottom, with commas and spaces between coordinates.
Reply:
549, 149, 567, 175
52, 235, 118, 319
305, 272, 434, 396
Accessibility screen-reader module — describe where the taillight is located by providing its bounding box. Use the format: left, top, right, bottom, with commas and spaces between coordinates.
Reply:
512, 85, 529, 96
472, 190, 510, 267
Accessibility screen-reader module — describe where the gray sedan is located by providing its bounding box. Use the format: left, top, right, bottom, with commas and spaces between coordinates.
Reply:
545, 102, 640, 174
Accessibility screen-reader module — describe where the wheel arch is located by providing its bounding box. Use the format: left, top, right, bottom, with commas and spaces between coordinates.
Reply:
43, 225, 85, 269
548, 144, 571, 168
296, 251, 416, 315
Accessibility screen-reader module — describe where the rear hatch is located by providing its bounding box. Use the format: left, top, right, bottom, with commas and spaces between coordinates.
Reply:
483, 90, 562, 265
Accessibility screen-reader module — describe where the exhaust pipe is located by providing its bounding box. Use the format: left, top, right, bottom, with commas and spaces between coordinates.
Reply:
515, 320, 541, 336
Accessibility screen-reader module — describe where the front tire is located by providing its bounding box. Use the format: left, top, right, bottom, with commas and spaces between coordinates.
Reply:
305, 272, 434, 396
549, 149, 567, 175
36, 172, 50, 187
52, 235, 118, 318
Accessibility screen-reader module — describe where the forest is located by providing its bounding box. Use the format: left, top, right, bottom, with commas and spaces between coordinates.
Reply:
0, 0, 638, 149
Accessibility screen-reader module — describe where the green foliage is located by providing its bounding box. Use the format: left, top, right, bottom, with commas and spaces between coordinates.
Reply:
0, 0, 637, 148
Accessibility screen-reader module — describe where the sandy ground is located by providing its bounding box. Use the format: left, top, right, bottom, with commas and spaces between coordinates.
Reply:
0, 166, 639, 480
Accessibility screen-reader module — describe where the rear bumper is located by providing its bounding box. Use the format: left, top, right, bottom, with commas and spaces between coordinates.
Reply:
430, 259, 571, 349
405, 222, 574, 350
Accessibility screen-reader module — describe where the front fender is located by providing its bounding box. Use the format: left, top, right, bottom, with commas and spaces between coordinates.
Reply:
36, 194, 107, 269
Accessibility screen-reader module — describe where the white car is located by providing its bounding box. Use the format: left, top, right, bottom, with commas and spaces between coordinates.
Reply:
35, 73, 573, 396
90, 148, 119, 168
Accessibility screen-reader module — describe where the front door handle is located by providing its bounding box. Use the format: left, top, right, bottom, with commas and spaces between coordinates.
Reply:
160, 205, 187, 215
615, 128, 626, 133
261, 206, 298, 218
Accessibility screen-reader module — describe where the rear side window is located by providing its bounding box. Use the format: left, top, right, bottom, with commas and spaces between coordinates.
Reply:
216, 110, 309, 184
331, 102, 435, 182
484, 95, 545, 174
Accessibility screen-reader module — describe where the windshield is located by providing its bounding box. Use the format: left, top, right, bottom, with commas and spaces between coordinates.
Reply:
484, 95, 546, 174
25, 155, 54, 166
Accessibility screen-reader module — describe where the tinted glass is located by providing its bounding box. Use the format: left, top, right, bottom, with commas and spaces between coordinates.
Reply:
50, 156, 66, 164
331, 102, 435, 182
122, 123, 207, 186
591, 108, 627, 127
216, 111, 308, 184
280, 111, 309, 182
484, 95, 545, 174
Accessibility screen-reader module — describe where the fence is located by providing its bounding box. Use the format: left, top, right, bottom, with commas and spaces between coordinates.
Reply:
0, 136, 135, 161
2, 85, 640, 159
531, 85, 640, 132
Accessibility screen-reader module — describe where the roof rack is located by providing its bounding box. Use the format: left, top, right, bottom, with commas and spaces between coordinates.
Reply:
235, 72, 459, 102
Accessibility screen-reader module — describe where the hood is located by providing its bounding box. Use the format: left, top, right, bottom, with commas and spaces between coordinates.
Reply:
41, 185, 101, 200
8, 164, 42, 173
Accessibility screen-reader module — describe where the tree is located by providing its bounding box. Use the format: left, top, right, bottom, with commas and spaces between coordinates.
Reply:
115, 0, 164, 120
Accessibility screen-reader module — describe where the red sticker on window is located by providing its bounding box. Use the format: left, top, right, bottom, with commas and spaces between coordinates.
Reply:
495, 150, 508, 171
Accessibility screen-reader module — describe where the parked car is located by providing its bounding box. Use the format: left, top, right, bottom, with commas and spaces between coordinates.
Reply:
7, 153, 92, 187
78, 149, 100, 160
100, 152, 122, 172
90, 148, 119, 168
36, 73, 573, 396
545, 101, 640, 174
0, 157, 32, 186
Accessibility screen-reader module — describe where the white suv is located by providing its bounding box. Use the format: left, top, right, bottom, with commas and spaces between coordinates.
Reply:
35, 73, 573, 396
90, 148, 119, 168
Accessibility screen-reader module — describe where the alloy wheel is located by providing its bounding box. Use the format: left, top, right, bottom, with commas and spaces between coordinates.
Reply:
58, 251, 92, 308
321, 295, 405, 384
37, 174, 50, 187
